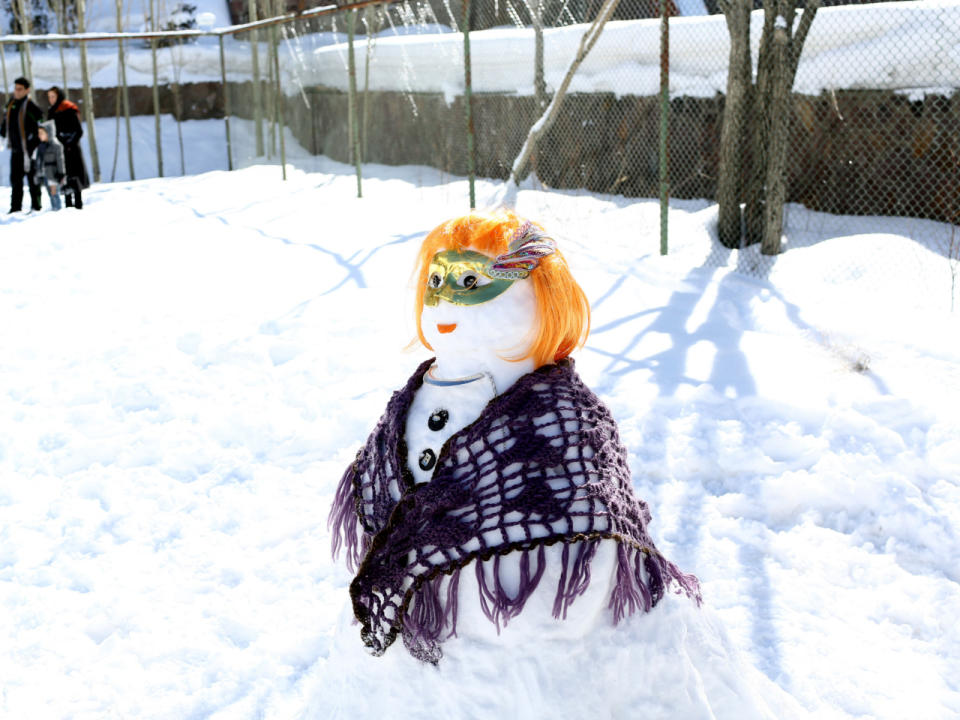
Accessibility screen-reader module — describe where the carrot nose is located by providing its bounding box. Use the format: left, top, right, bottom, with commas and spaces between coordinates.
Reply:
437, 323, 457, 334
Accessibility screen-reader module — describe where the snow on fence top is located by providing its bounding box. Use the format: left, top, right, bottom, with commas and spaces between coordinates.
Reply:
301, 1, 960, 100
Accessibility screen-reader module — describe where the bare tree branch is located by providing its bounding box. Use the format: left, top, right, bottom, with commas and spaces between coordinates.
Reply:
506, 0, 622, 190
791, 0, 821, 73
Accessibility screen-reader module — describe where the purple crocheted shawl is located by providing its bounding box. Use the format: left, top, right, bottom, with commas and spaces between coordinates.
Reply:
329, 358, 701, 663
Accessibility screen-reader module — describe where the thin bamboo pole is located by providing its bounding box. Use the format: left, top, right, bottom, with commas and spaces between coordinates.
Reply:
659, 0, 669, 256
76, 0, 101, 182
219, 35, 234, 171
347, 8, 361, 196
462, 0, 475, 209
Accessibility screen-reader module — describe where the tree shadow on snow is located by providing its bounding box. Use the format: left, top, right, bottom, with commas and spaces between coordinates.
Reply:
588, 263, 757, 400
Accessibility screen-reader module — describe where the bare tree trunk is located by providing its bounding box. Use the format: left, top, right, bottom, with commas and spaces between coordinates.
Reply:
760, 0, 820, 254
116, 0, 135, 180
361, 4, 379, 161
52, 0, 69, 97
110, 78, 121, 181
508, 0, 622, 188
948, 225, 959, 312
347, 8, 361, 192
272, 6, 286, 179
248, 0, 264, 156
761, 22, 790, 255
170, 40, 186, 175
266, 0, 280, 158
15, 0, 35, 99
1, 42, 10, 105
531, 0, 546, 111
219, 34, 234, 171
743, 2, 777, 246
150, 0, 163, 177
716, 0, 750, 249
77, 0, 101, 182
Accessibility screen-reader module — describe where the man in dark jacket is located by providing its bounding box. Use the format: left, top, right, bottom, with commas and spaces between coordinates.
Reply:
1, 77, 44, 213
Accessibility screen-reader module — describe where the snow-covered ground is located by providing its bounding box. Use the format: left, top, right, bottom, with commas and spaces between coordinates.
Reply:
2, 1, 958, 99
0, 118, 958, 718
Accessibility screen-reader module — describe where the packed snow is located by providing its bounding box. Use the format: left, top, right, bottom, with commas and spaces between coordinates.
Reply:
2, 1, 959, 99
1, 116, 958, 718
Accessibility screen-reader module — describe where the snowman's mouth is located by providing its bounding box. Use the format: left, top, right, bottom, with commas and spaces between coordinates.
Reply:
437, 323, 457, 334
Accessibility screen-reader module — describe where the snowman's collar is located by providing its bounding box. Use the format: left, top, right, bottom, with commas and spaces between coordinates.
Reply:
423, 364, 498, 395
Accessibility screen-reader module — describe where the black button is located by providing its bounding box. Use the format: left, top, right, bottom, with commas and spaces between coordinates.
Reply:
428, 409, 449, 431
418, 448, 437, 471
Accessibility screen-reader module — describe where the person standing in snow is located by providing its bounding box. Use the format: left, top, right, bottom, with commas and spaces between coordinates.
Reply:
32, 122, 66, 212
1, 77, 44, 214
46, 87, 89, 210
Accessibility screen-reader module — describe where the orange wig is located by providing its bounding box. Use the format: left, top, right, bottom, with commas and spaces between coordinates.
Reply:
413, 209, 590, 368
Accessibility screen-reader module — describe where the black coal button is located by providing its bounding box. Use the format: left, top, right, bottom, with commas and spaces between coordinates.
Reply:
428, 409, 449, 431
418, 448, 437, 471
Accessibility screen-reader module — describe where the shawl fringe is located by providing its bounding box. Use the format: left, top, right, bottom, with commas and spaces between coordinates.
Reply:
328, 459, 363, 572
394, 537, 702, 665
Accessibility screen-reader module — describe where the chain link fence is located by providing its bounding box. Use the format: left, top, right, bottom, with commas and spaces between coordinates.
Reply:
3, 0, 958, 309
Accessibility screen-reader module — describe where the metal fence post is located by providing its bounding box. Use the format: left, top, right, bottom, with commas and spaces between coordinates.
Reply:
659, 0, 670, 256
463, 0, 476, 210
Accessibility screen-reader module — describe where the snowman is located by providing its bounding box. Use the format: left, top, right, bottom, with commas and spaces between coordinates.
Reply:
320, 210, 805, 720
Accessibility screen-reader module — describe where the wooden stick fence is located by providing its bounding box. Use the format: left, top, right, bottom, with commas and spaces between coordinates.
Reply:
0, 0, 395, 185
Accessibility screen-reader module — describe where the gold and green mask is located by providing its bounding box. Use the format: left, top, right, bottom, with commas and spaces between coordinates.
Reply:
423, 250, 516, 307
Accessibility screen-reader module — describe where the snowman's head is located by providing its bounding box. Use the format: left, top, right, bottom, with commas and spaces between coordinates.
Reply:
413, 209, 589, 369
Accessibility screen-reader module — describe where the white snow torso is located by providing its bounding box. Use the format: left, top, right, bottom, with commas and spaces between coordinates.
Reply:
316, 365, 806, 719
313, 541, 804, 720
404, 368, 497, 485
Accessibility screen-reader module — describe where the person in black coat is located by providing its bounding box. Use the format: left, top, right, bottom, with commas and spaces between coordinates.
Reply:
46, 86, 90, 210
1, 77, 44, 213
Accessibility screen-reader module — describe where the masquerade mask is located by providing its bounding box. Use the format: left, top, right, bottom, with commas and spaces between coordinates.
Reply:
424, 250, 514, 307
423, 222, 557, 308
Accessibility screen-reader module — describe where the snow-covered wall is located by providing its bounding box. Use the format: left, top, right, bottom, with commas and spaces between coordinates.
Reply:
302, 1, 960, 100
2, 1, 958, 99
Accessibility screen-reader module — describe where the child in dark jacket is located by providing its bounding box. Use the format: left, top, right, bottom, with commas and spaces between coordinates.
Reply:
32, 120, 66, 211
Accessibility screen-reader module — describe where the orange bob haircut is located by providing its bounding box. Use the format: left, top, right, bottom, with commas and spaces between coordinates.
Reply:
413, 208, 590, 368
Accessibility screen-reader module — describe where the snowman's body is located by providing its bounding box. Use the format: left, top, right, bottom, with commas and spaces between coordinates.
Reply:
319, 217, 806, 719
317, 517, 801, 720
405, 369, 498, 486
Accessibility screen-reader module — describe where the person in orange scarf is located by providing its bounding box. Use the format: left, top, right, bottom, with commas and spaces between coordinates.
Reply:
46, 86, 90, 210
